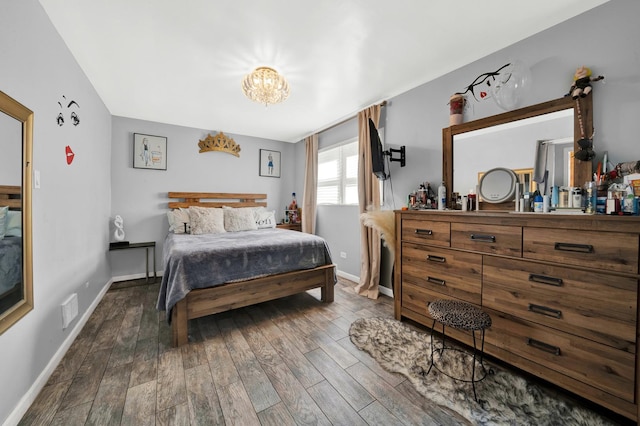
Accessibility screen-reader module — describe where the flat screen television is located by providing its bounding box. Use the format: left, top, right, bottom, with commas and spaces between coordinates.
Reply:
369, 118, 387, 180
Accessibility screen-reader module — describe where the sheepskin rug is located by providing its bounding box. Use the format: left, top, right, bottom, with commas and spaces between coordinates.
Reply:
349, 317, 616, 426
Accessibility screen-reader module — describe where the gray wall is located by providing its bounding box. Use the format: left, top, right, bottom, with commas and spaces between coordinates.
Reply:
0, 0, 112, 422
384, 0, 639, 209
110, 117, 295, 279
300, 0, 640, 287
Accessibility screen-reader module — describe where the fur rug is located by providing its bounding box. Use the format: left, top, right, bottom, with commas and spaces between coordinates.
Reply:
349, 317, 617, 426
360, 208, 396, 256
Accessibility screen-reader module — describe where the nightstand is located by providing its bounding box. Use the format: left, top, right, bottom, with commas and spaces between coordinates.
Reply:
109, 241, 157, 282
276, 223, 301, 231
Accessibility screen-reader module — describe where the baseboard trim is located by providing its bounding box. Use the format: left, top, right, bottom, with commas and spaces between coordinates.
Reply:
336, 270, 393, 298
4, 278, 113, 426
378, 285, 394, 298
336, 270, 359, 283
112, 271, 163, 282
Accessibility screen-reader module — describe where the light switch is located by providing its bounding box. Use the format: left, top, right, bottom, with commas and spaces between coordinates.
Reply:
34, 170, 40, 188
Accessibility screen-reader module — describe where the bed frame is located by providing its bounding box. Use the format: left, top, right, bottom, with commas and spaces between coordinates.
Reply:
0, 185, 21, 209
167, 192, 335, 346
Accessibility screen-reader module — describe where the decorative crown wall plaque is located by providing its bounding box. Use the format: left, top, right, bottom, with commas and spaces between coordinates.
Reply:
198, 132, 241, 157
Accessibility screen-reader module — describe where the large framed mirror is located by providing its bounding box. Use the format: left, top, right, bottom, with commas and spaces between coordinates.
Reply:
443, 95, 592, 210
0, 91, 33, 334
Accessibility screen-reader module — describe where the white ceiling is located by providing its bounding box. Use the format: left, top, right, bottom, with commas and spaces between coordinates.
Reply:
39, 0, 607, 142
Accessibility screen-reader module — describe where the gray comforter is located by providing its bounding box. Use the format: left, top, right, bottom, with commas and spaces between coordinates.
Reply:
157, 228, 334, 316
0, 236, 21, 295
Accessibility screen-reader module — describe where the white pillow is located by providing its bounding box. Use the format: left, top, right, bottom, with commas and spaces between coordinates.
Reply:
167, 208, 191, 234
223, 207, 258, 232
255, 209, 276, 229
0, 206, 7, 240
188, 207, 226, 235
5, 210, 21, 237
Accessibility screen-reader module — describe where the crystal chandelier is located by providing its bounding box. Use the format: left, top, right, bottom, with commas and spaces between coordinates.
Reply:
241, 67, 290, 106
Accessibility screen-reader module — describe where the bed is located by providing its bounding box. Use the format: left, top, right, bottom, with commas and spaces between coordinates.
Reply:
0, 185, 22, 311
158, 192, 336, 346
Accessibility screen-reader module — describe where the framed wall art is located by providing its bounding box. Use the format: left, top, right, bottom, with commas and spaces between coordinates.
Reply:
259, 149, 280, 178
133, 133, 167, 170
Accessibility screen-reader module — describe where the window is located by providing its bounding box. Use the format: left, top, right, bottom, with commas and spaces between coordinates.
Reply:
318, 139, 358, 205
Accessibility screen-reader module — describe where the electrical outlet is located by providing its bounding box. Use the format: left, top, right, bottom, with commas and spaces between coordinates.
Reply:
85, 281, 90, 288
340, 251, 347, 259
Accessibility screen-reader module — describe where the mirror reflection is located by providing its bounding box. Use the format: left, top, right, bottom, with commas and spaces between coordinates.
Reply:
0, 112, 23, 315
443, 96, 593, 210
454, 108, 574, 196
0, 90, 33, 334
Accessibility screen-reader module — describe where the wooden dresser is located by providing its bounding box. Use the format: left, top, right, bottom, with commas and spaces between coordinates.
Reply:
394, 210, 640, 420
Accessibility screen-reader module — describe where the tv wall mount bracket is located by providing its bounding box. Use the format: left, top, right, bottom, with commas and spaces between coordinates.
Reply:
384, 146, 406, 167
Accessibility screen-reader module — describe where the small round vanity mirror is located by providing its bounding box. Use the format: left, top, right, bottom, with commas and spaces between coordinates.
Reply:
479, 167, 518, 203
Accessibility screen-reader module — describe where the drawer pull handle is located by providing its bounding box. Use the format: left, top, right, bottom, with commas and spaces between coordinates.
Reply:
415, 229, 433, 236
528, 303, 562, 319
526, 338, 561, 356
470, 234, 496, 243
426, 255, 446, 263
554, 242, 594, 253
427, 276, 446, 286
528, 274, 563, 287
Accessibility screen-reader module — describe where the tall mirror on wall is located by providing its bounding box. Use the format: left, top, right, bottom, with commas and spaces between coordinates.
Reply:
0, 91, 33, 334
443, 95, 592, 210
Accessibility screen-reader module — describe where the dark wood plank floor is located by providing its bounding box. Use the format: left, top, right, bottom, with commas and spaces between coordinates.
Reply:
19, 278, 625, 425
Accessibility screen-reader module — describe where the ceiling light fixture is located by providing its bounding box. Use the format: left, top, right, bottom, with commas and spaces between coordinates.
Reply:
241, 66, 290, 106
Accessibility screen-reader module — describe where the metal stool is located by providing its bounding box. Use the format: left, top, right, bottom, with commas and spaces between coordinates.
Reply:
426, 299, 492, 402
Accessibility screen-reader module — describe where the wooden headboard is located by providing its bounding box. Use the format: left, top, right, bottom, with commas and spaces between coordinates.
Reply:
168, 192, 267, 209
0, 185, 21, 210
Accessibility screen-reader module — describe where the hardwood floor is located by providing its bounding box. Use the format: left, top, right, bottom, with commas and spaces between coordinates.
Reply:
18, 278, 623, 425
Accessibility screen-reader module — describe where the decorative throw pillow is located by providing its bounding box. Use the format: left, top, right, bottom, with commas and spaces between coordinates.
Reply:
255, 209, 276, 229
223, 207, 259, 232
0, 206, 7, 240
167, 208, 191, 234
188, 207, 226, 235
5, 210, 21, 237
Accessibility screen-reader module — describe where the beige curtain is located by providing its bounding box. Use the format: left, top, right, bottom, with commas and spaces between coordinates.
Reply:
355, 105, 382, 299
302, 134, 318, 234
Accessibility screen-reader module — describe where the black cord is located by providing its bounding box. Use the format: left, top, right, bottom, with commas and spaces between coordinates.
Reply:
384, 154, 396, 210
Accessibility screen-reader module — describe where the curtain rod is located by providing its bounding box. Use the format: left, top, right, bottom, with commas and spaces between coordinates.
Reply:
306, 100, 387, 139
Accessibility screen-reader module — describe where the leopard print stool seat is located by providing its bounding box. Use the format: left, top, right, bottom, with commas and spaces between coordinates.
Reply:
428, 299, 492, 331
426, 299, 492, 402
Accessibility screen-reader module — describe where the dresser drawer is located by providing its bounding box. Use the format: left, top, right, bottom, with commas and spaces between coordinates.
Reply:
451, 223, 521, 256
401, 218, 450, 247
483, 257, 637, 351
523, 228, 639, 274
485, 310, 635, 403
402, 243, 481, 304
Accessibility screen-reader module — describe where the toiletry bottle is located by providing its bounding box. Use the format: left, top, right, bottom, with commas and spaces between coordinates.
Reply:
437, 182, 446, 210
534, 194, 543, 212
551, 186, 559, 208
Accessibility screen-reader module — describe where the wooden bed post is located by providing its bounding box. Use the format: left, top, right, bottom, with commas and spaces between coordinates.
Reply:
321, 268, 335, 302
171, 299, 188, 346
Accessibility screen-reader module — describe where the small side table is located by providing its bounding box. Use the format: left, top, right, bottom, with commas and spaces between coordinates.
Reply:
109, 241, 157, 282
276, 223, 301, 231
